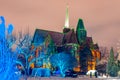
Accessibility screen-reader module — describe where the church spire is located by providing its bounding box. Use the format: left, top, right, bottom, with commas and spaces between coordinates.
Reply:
76, 18, 87, 45
64, 5, 69, 28
77, 18, 85, 30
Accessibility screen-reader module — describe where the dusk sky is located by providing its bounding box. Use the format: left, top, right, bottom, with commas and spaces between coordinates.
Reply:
0, 0, 120, 48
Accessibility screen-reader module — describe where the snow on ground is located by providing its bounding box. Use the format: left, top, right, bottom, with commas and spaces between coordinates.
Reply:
20, 75, 120, 80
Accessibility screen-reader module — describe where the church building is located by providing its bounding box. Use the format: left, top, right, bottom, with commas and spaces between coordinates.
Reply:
31, 6, 101, 73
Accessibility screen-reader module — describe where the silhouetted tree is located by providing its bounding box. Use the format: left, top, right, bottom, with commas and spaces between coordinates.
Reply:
118, 60, 120, 70
79, 46, 92, 72
106, 47, 118, 77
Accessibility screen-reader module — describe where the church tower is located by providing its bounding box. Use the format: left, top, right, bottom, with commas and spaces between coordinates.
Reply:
63, 5, 70, 33
76, 19, 87, 45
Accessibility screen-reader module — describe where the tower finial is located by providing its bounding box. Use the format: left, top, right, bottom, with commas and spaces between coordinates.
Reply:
64, 5, 69, 28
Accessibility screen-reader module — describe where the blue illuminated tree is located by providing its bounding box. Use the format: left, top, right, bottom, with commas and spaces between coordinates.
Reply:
0, 16, 20, 80
15, 32, 50, 77
16, 32, 54, 77
50, 52, 77, 77
15, 32, 35, 76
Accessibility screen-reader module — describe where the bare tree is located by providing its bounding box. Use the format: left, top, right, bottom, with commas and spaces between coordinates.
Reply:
50, 52, 77, 77
99, 46, 109, 60
15, 31, 36, 76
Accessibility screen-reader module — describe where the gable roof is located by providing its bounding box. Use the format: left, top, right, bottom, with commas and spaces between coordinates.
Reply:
86, 37, 93, 44
32, 29, 78, 46
48, 31, 64, 45
32, 29, 64, 46
63, 29, 78, 44
32, 29, 48, 46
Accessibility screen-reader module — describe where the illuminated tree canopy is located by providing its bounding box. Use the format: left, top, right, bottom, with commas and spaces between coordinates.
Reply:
0, 16, 20, 80
50, 52, 77, 77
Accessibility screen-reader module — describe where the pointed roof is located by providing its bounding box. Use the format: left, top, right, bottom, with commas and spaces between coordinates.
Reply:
48, 31, 64, 45
77, 18, 85, 30
63, 29, 78, 44
32, 28, 78, 46
94, 43, 99, 49
32, 29, 64, 46
86, 37, 93, 44
32, 29, 48, 45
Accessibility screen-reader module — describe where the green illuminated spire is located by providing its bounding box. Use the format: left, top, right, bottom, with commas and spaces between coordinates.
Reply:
77, 18, 85, 30
64, 5, 69, 28
76, 18, 87, 45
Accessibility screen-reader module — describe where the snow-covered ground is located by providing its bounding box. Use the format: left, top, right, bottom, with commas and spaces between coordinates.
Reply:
98, 76, 120, 80
20, 75, 120, 80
